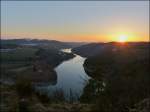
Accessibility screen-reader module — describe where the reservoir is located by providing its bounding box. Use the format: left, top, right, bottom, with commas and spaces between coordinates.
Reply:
38, 49, 90, 100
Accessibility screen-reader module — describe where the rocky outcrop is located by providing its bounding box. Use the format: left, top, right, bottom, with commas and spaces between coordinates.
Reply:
130, 98, 150, 112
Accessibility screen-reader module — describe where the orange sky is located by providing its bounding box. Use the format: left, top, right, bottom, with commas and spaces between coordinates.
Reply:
1, 1, 149, 42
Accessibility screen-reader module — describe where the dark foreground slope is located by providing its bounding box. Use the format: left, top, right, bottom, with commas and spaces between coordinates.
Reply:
80, 42, 150, 112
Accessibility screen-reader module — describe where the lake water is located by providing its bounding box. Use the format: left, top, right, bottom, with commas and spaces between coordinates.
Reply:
37, 49, 90, 101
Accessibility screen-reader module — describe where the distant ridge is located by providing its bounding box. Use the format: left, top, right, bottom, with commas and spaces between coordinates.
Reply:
72, 42, 150, 57
0, 39, 86, 49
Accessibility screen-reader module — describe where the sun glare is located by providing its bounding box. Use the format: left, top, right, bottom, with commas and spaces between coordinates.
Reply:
118, 35, 128, 42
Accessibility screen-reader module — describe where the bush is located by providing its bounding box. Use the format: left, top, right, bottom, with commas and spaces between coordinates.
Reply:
35, 92, 51, 104
15, 78, 33, 97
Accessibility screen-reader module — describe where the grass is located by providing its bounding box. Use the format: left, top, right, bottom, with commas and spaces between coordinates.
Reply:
1, 47, 38, 80
1, 47, 38, 63
0, 79, 93, 112
81, 46, 150, 112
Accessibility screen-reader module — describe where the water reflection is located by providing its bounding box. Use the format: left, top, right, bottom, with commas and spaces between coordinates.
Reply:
37, 49, 90, 100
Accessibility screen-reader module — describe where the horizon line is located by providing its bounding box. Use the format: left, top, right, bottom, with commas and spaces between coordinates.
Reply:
1, 38, 149, 43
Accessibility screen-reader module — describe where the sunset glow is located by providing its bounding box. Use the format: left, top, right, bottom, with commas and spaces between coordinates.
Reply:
118, 35, 128, 42
1, 1, 149, 42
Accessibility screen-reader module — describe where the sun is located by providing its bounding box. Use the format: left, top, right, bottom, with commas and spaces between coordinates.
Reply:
118, 35, 128, 42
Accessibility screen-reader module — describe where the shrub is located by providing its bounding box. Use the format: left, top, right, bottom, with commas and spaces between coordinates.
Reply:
15, 77, 33, 97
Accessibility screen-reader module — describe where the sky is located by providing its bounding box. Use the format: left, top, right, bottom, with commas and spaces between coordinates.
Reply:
1, 1, 149, 42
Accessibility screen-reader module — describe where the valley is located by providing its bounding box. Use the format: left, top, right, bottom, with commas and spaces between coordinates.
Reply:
0, 39, 149, 112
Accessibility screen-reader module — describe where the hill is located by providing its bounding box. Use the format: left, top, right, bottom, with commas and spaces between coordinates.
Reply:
1, 39, 86, 49
80, 42, 150, 112
72, 42, 149, 57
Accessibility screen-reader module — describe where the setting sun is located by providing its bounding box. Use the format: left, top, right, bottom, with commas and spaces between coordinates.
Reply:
118, 35, 128, 42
